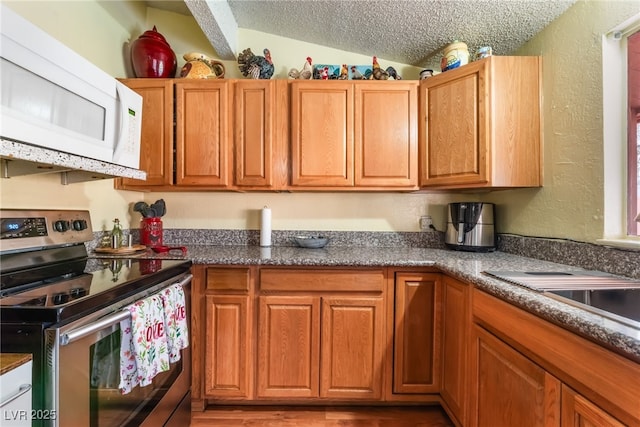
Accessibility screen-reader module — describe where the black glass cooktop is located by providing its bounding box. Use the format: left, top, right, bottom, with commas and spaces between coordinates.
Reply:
0, 257, 191, 324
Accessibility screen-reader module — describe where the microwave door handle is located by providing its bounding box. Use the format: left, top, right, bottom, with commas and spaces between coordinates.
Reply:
60, 274, 192, 346
113, 82, 127, 157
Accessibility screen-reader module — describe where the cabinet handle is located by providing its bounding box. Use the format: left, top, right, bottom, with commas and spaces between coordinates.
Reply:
0, 383, 32, 408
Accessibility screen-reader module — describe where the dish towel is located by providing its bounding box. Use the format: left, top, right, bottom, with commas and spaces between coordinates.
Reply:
160, 284, 189, 363
119, 293, 170, 394
118, 315, 138, 394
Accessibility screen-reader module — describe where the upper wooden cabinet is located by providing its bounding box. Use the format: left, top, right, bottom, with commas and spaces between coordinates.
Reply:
419, 56, 542, 189
116, 79, 287, 191
234, 80, 289, 189
116, 79, 173, 189
176, 80, 231, 187
290, 80, 418, 190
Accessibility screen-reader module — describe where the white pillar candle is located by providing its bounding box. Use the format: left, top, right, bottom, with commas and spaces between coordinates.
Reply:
260, 206, 272, 247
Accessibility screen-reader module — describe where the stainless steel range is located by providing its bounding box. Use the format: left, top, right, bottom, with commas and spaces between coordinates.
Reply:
0, 209, 192, 427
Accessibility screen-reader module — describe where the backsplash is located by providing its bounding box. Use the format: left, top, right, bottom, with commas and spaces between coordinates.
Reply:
88, 229, 639, 279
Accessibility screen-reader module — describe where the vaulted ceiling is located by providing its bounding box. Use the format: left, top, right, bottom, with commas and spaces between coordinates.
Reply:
146, 0, 576, 69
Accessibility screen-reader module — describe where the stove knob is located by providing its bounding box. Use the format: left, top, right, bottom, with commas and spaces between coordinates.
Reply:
54, 220, 70, 232
52, 293, 70, 305
72, 219, 88, 231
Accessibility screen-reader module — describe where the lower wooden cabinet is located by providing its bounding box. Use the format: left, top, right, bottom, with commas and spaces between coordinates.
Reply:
204, 295, 252, 398
471, 290, 639, 427
256, 269, 386, 400
257, 295, 320, 398
320, 296, 385, 399
200, 266, 254, 402
391, 272, 441, 396
561, 385, 625, 427
469, 324, 561, 427
193, 265, 638, 426
440, 275, 471, 426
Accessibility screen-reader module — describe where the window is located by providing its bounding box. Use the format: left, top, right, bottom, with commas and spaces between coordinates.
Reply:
628, 31, 640, 236
602, 13, 640, 247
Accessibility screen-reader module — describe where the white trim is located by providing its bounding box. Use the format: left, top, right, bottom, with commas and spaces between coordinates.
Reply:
597, 238, 640, 250
602, 14, 640, 247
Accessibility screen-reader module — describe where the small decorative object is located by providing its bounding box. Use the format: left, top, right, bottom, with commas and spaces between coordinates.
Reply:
474, 46, 493, 61
385, 66, 402, 80
180, 52, 225, 79
237, 48, 274, 79
133, 199, 166, 246
111, 218, 124, 249
313, 64, 372, 80
288, 56, 313, 79
293, 235, 329, 249
370, 56, 389, 80
338, 64, 349, 80
350, 65, 367, 80
420, 69, 434, 80
320, 66, 330, 80
441, 40, 469, 72
130, 26, 177, 78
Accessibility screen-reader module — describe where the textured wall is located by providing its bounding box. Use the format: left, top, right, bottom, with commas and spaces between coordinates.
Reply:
486, 0, 640, 243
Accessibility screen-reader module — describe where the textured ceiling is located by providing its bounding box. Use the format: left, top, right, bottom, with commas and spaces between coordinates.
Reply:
147, 0, 576, 69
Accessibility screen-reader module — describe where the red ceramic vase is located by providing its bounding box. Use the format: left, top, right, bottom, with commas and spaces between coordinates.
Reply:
130, 26, 177, 78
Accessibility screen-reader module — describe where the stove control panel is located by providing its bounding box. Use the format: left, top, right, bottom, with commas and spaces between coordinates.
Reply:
0, 209, 93, 252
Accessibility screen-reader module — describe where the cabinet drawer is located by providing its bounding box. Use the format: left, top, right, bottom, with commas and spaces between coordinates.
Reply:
206, 268, 251, 291
260, 269, 385, 292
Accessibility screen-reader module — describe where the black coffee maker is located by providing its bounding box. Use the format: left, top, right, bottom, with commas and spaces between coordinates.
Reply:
445, 202, 496, 252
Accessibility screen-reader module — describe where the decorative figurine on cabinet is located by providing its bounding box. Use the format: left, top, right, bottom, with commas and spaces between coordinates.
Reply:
370, 56, 389, 80
238, 48, 274, 79
320, 66, 329, 80
180, 52, 225, 79
338, 64, 348, 80
368, 56, 402, 80
351, 65, 365, 80
288, 56, 313, 79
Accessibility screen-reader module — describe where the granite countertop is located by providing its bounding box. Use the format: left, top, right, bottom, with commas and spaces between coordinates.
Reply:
91, 245, 640, 362
0, 353, 32, 376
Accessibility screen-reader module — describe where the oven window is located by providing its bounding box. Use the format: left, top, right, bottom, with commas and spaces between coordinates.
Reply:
89, 329, 181, 427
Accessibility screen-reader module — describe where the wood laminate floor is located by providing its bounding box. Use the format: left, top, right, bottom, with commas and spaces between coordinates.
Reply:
191, 405, 455, 426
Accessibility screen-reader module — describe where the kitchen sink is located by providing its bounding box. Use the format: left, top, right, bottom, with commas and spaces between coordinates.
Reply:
483, 270, 640, 328
482, 270, 640, 291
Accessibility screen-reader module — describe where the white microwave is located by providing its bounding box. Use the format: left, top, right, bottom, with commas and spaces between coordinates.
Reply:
0, 5, 142, 169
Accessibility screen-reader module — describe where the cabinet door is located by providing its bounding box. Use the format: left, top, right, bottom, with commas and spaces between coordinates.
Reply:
234, 80, 288, 189
392, 272, 441, 394
204, 295, 251, 399
561, 385, 625, 427
441, 276, 470, 425
320, 296, 384, 399
175, 80, 230, 186
118, 79, 173, 188
257, 296, 320, 398
420, 60, 488, 187
290, 81, 354, 187
355, 82, 418, 188
469, 324, 561, 427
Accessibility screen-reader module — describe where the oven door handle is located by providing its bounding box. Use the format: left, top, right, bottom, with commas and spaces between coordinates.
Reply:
60, 273, 192, 346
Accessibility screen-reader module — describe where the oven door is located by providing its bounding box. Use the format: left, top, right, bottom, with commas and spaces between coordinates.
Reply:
45, 274, 191, 427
